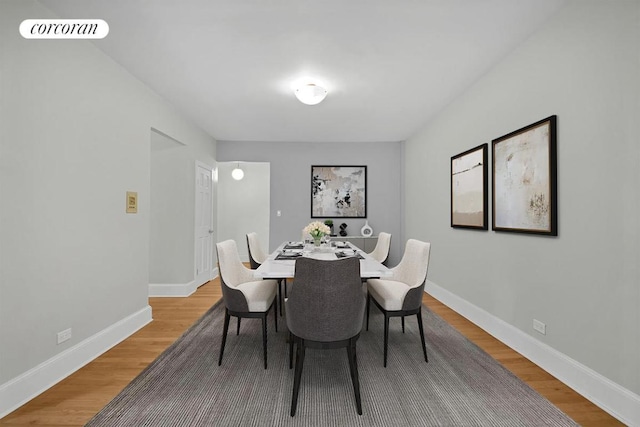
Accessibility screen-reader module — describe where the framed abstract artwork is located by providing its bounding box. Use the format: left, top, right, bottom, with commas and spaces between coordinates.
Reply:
311, 165, 367, 218
451, 144, 488, 230
492, 115, 557, 236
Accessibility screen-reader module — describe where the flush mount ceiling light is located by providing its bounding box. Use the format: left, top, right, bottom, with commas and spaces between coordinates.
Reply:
231, 163, 244, 180
294, 83, 328, 105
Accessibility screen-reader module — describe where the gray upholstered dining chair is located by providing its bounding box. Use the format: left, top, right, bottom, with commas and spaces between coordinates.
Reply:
286, 257, 365, 416
366, 239, 431, 367
368, 231, 391, 265
216, 239, 278, 369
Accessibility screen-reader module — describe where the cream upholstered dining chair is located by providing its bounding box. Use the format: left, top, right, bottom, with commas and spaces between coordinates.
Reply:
216, 239, 278, 369
368, 231, 391, 265
286, 257, 366, 416
246, 232, 267, 269
366, 239, 431, 367
246, 231, 286, 316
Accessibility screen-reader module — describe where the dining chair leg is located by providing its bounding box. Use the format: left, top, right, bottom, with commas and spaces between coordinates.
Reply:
366, 294, 370, 331
383, 313, 389, 368
346, 338, 363, 415
289, 332, 294, 369
346, 344, 356, 386
402, 316, 405, 333
262, 315, 268, 369
218, 309, 231, 366
291, 338, 305, 416
353, 339, 358, 372
416, 308, 428, 363
236, 317, 241, 335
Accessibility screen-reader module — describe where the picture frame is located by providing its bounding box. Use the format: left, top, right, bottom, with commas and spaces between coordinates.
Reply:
492, 115, 557, 236
451, 143, 488, 230
311, 165, 367, 218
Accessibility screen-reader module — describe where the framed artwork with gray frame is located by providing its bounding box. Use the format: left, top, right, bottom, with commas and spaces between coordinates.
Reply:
492, 115, 557, 236
311, 165, 367, 218
451, 143, 488, 230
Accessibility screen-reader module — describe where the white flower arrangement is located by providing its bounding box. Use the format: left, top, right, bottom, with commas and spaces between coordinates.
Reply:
303, 221, 331, 239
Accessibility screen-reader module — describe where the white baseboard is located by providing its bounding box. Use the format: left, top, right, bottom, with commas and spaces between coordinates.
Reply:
0, 305, 152, 419
425, 280, 640, 427
149, 268, 218, 297
149, 280, 198, 297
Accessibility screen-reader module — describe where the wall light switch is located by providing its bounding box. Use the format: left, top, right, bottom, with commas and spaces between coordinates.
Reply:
126, 191, 138, 213
277, 210, 281, 217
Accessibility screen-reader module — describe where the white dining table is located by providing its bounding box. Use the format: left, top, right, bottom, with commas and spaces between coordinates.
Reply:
254, 241, 392, 280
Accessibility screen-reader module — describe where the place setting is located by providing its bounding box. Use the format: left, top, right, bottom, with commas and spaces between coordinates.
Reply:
275, 249, 304, 260
334, 249, 365, 259
283, 241, 304, 250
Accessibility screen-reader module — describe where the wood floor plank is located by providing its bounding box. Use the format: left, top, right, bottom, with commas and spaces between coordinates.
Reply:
0, 280, 623, 426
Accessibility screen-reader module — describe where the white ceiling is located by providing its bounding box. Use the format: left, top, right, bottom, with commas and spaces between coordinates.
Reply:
40, 0, 567, 143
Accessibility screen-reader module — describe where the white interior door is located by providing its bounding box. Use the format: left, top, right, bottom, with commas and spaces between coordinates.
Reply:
195, 162, 213, 285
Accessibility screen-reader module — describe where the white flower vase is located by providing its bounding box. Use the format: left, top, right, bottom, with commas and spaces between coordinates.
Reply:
361, 220, 373, 237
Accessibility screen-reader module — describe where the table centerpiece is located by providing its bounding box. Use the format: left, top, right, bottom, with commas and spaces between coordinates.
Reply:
303, 221, 331, 247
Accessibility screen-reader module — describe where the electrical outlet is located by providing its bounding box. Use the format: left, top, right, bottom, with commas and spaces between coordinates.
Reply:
57, 328, 72, 344
533, 319, 546, 335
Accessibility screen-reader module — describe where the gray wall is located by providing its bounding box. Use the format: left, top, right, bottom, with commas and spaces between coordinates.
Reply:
217, 162, 270, 262
0, 0, 216, 385
217, 141, 404, 265
403, 0, 639, 395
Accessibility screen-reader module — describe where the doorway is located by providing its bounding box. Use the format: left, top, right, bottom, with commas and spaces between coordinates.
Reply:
149, 129, 215, 296
217, 162, 270, 260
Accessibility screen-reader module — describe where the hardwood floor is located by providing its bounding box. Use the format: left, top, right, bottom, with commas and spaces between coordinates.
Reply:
422, 294, 624, 427
0, 279, 623, 426
0, 281, 222, 427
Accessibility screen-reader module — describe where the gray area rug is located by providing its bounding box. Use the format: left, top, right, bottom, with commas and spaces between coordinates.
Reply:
87, 301, 578, 426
